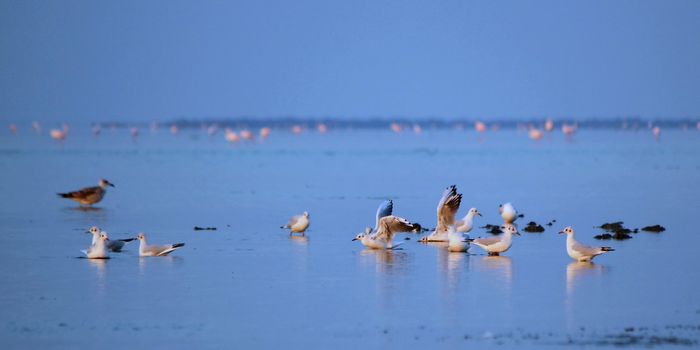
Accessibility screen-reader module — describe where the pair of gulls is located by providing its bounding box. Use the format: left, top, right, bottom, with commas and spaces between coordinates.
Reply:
352, 185, 614, 262
81, 227, 185, 259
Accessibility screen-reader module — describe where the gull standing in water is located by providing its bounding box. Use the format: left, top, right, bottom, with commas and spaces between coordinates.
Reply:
354, 215, 420, 250
456, 208, 481, 233
499, 202, 518, 224
58, 179, 115, 206
86, 226, 136, 252
82, 232, 110, 259
352, 199, 393, 244
559, 226, 614, 262
281, 212, 310, 235
419, 185, 462, 242
136, 233, 185, 257
353, 200, 420, 249
472, 224, 520, 256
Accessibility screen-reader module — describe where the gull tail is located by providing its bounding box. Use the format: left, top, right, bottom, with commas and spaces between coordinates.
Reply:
172, 243, 185, 249
601, 247, 614, 252
58, 192, 72, 198
118, 238, 136, 243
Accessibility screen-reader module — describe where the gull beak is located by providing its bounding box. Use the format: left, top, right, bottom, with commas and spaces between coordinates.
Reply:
558, 230, 564, 234
477, 213, 482, 217
514, 231, 521, 236
352, 238, 358, 241
109, 183, 115, 187
84, 230, 90, 233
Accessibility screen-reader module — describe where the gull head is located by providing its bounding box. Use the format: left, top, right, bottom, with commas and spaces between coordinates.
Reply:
352, 227, 372, 241
469, 208, 482, 217
99, 233, 109, 241
86, 226, 101, 235
501, 224, 520, 236
99, 179, 115, 188
303, 211, 309, 218
559, 226, 574, 235
136, 233, 146, 241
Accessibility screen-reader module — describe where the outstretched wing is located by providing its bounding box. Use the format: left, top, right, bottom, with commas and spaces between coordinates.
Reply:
375, 200, 393, 229
436, 185, 462, 233
374, 215, 419, 242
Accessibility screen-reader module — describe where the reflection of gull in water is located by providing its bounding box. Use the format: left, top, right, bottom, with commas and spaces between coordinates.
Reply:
289, 235, 309, 246
87, 258, 107, 292
359, 249, 411, 276
472, 256, 513, 284
566, 261, 605, 295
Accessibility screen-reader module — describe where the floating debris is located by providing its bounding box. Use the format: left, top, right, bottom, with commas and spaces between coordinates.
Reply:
641, 225, 666, 232
594, 233, 613, 240
599, 222, 625, 231
194, 226, 217, 231
481, 224, 503, 235
523, 221, 545, 233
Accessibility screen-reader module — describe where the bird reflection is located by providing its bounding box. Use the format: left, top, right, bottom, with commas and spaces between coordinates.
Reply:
473, 255, 513, 282
566, 261, 605, 296
359, 249, 409, 275
138, 255, 178, 276
289, 235, 309, 246
565, 261, 607, 331
87, 258, 107, 294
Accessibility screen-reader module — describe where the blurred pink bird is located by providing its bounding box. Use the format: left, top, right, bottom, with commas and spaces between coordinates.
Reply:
170, 125, 179, 135
544, 119, 554, 132
562, 123, 576, 136
413, 124, 422, 134
317, 123, 328, 134
8, 123, 17, 134
291, 125, 303, 134
390, 122, 401, 133
528, 127, 543, 140
225, 129, 240, 143
260, 127, 271, 138
474, 121, 486, 133
240, 130, 254, 140
652, 126, 661, 139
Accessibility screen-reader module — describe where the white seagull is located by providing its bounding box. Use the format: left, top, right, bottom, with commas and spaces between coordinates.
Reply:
136, 233, 185, 257
499, 202, 518, 224
456, 207, 481, 233
82, 232, 109, 259
86, 226, 136, 252
559, 226, 614, 262
352, 199, 393, 245
472, 224, 520, 256
353, 215, 420, 250
419, 185, 462, 242
281, 212, 310, 235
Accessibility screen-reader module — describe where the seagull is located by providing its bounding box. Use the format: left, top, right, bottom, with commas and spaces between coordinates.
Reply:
499, 202, 517, 224
281, 212, 310, 235
351, 199, 394, 246
447, 228, 472, 252
456, 207, 481, 233
58, 179, 115, 206
472, 224, 520, 256
353, 215, 420, 250
419, 185, 462, 242
82, 232, 109, 259
86, 226, 135, 252
559, 226, 614, 262
135, 233, 185, 257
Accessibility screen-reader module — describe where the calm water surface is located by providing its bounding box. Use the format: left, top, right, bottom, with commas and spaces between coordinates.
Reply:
1, 128, 699, 348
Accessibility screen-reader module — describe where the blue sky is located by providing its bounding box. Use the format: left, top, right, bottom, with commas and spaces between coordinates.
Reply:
1, 0, 699, 122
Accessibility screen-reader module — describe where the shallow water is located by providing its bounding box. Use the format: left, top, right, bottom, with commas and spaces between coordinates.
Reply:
1, 128, 699, 348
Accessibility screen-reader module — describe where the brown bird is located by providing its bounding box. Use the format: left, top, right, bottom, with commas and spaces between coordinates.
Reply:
58, 179, 115, 206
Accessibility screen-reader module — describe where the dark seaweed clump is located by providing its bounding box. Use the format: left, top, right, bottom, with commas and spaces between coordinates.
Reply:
523, 221, 545, 233
481, 224, 503, 235
194, 226, 217, 231
595, 221, 634, 240
641, 225, 666, 232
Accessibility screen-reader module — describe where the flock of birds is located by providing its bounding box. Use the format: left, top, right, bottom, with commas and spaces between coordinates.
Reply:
59, 179, 616, 263
4, 118, 685, 143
